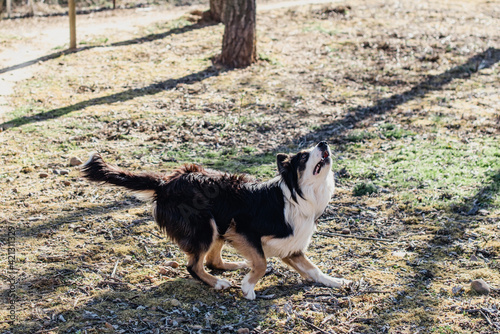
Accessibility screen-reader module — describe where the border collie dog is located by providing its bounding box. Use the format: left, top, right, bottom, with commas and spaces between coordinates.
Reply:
81, 142, 351, 299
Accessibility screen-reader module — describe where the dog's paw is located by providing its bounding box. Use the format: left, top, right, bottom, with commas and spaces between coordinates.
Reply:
214, 278, 232, 290
242, 284, 256, 300
241, 276, 256, 300
319, 274, 352, 289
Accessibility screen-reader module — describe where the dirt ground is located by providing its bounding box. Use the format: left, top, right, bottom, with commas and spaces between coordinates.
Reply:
0, 0, 499, 333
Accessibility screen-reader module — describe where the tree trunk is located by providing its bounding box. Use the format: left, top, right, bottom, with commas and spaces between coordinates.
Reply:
218, 0, 256, 68
207, 0, 225, 23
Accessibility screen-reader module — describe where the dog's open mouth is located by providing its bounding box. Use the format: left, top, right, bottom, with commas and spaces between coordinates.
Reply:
313, 150, 330, 175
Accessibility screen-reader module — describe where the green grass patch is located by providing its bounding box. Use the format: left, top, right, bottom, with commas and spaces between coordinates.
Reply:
346, 130, 377, 142
353, 182, 378, 196
336, 135, 500, 211
379, 123, 416, 139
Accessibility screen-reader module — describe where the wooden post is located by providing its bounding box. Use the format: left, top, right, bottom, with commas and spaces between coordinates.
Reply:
68, 0, 76, 49
6, 0, 12, 18
27, 0, 34, 16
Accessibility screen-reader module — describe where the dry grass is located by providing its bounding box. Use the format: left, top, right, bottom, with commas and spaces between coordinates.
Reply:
0, 0, 499, 333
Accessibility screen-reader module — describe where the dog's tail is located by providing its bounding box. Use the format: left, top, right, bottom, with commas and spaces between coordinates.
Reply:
81, 153, 163, 201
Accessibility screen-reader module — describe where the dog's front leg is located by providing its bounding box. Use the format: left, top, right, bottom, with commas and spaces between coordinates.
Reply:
282, 251, 351, 288
225, 232, 267, 300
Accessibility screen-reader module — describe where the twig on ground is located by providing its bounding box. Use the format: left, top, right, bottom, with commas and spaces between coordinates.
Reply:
146, 230, 165, 239
357, 290, 391, 294
317, 231, 392, 242
220, 316, 257, 329
300, 317, 331, 334
464, 308, 500, 330
35, 328, 59, 334
111, 259, 119, 278
480, 310, 500, 330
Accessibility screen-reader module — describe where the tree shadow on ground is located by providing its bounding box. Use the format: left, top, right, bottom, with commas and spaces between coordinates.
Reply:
296, 47, 499, 145
0, 65, 225, 130
452, 169, 500, 216
0, 198, 144, 243
0, 21, 212, 75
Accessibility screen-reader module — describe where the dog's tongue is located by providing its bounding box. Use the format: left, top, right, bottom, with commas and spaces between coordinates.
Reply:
322, 151, 329, 159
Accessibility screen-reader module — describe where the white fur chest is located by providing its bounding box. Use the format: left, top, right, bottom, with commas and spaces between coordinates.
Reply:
262, 172, 335, 258
262, 214, 316, 258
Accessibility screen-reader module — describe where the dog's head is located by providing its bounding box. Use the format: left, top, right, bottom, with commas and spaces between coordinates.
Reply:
277, 141, 332, 202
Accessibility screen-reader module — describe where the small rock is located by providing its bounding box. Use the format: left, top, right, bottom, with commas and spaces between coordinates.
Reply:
170, 299, 180, 307
470, 255, 478, 262
341, 228, 351, 235
237, 328, 250, 334
77, 227, 87, 233
62, 180, 71, 186
53, 169, 60, 174
159, 267, 169, 275
471, 279, 490, 295
70, 157, 83, 166
164, 261, 179, 268
39, 172, 49, 178
105, 322, 114, 329
59, 169, 70, 175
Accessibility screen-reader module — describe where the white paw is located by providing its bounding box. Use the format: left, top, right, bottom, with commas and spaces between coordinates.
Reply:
241, 275, 256, 300
242, 285, 256, 300
214, 278, 232, 290
319, 274, 352, 288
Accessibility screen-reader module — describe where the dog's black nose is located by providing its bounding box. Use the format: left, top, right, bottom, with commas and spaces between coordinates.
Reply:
318, 141, 328, 149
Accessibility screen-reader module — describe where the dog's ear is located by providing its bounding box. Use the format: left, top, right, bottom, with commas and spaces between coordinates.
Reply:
276, 153, 290, 176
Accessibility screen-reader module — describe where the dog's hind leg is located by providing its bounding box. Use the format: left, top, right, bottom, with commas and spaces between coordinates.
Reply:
205, 237, 248, 270
282, 251, 351, 288
186, 252, 232, 290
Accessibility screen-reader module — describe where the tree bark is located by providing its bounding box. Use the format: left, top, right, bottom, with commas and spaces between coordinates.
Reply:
206, 0, 225, 23
218, 0, 256, 68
